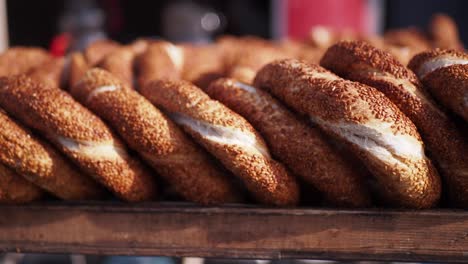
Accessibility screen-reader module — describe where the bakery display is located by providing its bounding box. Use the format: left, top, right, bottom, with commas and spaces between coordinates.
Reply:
0, 75, 158, 201
321, 41, 468, 206
0, 13, 465, 208
205, 78, 371, 207
71, 68, 240, 204
0, 109, 104, 200
254, 59, 441, 208
140, 80, 300, 206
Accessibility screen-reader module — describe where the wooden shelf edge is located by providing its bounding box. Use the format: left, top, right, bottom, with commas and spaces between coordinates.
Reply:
1, 202, 467, 263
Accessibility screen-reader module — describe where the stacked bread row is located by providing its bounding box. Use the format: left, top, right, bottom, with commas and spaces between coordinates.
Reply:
0, 17, 466, 208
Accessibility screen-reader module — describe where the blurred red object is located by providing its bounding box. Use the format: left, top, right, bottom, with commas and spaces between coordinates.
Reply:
284, 0, 376, 39
50, 33, 72, 57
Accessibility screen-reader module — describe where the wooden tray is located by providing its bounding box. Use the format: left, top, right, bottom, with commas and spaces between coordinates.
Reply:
1, 202, 467, 263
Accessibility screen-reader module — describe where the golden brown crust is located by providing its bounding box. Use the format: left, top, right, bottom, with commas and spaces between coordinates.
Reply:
98, 48, 135, 88
429, 14, 464, 50
84, 39, 121, 66
206, 78, 372, 207
219, 36, 288, 84
128, 38, 150, 56
136, 41, 182, 89
181, 44, 225, 89
322, 42, 467, 206
408, 49, 468, 75
254, 59, 441, 208
141, 79, 300, 206
28, 57, 65, 87
0, 162, 43, 204
0, 75, 158, 201
71, 68, 241, 204
384, 28, 431, 52
279, 40, 324, 65
0, 47, 52, 77
0, 109, 104, 200
68, 52, 90, 89
409, 49, 468, 122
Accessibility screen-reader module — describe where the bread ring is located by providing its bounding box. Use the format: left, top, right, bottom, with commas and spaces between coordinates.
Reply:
84, 39, 121, 66
140, 80, 299, 206
67, 52, 90, 89
0, 163, 43, 204
28, 57, 65, 87
0, 47, 51, 77
136, 41, 183, 88
206, 78, 371, 207
71, 68, 241, 204
254, 59, 441, 208
429, 14, 464, 50
98, 48, 135, 88
408, 49, 468, 122
321, 41, 468, 206
0, 109, 104, 200
0, 76, 158, 201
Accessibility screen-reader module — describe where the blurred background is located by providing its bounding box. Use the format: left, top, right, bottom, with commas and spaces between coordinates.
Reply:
3, 0, 467, 53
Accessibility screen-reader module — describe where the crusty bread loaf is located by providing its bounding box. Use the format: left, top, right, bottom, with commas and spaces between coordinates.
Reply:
254, 59, 441, 208
141, 79, 300, 206
0, 109, 104, 200
136, 41, 183, 88
84, 39, 121, 66
409, 49, 468, 122
0, 47, 51, 77
0, 162, 43, 204
98, 48, 135, 88
71, 68, 241, 204
67, 52, 90, 89
206, 78, 372, 207
322, 41, 468, 207
0, 75, 158, 201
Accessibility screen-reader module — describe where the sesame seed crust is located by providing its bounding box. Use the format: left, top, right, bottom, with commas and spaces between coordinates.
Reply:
0, 47, 52, 77
98, 48, 135, 89
181, 44, 225, 89
254, 59, 441, 208
322, 42, 468, 207
28, 57, 65, 88
68, 52, 90, 89
0, 75, 158, 201
140, 79, 300, 206
408, 49, 468, 75
0, 162, 43, 204
71, 68, 241, 204
408, 49, 468, 114
136, 41, 182, 89
221, 37, 289, 84
0, 109, 104, 200
205, 78, 372, 207
84, 39, 121, 66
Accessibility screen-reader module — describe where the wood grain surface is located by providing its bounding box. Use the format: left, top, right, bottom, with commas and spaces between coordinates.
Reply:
0, 202, 467, 262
